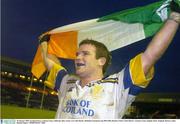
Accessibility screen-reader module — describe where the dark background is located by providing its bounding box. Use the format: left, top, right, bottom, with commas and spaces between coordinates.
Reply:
2, 0, 180, 93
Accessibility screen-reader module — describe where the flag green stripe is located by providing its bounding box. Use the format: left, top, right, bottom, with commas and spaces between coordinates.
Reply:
98, 0, 169, 37
144, 23, 163, 37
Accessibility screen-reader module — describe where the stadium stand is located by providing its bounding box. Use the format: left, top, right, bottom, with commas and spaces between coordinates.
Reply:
1, 56, 180, 118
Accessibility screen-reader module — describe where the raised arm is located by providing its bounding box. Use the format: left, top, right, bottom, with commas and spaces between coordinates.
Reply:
39, 34, 61, 71
142, 11, 180, 75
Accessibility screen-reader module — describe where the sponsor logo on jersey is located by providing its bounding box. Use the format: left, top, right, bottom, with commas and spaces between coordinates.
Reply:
63, 99, 94, 116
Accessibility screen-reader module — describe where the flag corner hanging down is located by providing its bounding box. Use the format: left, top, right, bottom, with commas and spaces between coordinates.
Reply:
31, 0, 171, 79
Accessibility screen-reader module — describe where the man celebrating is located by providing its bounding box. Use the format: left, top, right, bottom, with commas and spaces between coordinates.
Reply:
39, 1, 180, 119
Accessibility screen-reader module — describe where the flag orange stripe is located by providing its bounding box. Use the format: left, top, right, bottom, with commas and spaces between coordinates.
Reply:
48, 31, 78, 59
31, 46, 46, 79
31, 31, 78, 79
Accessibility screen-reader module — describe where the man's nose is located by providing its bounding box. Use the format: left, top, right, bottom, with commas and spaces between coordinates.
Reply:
76, 54, 83, 60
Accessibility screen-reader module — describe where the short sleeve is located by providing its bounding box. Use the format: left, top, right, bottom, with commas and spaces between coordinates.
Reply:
123, 53, 155, 95
130, 53, 154, 88
44, 63, 67, 89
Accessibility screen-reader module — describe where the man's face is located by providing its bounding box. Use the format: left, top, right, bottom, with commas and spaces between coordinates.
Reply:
75, 44, 102, 77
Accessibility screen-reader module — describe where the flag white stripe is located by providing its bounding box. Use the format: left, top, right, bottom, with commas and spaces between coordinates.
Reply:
49, 19, 145, 52
78, 20, 145, 51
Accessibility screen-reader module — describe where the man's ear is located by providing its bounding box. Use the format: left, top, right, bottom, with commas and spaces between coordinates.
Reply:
98, 57, 106, 66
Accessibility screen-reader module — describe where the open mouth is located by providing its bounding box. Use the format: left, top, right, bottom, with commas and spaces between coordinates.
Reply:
76, 63, 85, 67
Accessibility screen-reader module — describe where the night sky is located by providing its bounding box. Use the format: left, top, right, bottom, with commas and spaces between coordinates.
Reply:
2, 0, 180, 93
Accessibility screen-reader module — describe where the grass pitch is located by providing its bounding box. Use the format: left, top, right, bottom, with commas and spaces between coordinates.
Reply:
1, 105, 56, 119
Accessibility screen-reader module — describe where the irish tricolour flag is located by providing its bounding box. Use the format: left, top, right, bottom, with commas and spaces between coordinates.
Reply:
32, 0, 171, 79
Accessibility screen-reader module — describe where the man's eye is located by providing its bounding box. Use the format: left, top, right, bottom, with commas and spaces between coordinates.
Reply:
76, 53, 79, 56
76, 51, 90, 56
83, 52, 90, 55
